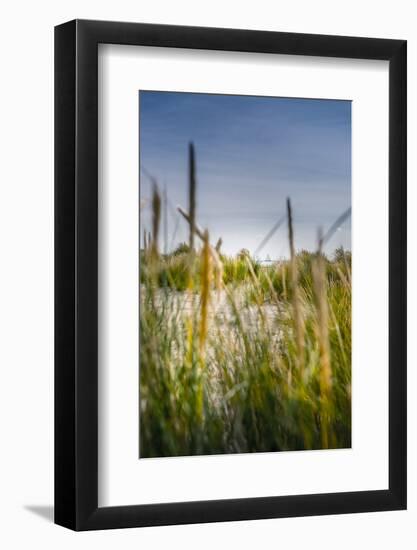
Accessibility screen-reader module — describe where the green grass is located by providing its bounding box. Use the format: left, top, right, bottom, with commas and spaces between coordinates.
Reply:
139, 148, 351, 458
139, 245, 351, 457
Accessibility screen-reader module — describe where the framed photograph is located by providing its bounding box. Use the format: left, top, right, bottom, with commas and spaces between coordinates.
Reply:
55, 19, 406, 530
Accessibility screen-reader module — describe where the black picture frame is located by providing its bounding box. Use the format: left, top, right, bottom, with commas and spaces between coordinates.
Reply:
55, 19, 407, 531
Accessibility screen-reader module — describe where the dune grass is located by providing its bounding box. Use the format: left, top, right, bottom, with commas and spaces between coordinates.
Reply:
139, 149, 351, 458
139, 227, 351, 458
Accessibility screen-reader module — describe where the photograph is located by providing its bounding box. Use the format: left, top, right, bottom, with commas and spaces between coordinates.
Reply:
0, 2, 409, 542
139, 91, 352, 458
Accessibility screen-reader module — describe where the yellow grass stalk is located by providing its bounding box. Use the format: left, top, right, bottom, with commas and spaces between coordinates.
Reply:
286, 198, 305, 374
312, 234, 333, 449
193, 230, 211, 425
177, 205, 223, 289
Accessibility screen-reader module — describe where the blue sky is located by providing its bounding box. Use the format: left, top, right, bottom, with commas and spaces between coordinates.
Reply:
139, 91, 351, 259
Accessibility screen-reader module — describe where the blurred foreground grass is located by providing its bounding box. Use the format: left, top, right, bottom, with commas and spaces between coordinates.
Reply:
140, 224, 351, 458
139, 145, 351, 458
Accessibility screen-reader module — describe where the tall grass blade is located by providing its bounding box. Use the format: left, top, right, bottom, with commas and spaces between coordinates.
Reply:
188, 142, 196, 251
286, 197, 305, 374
